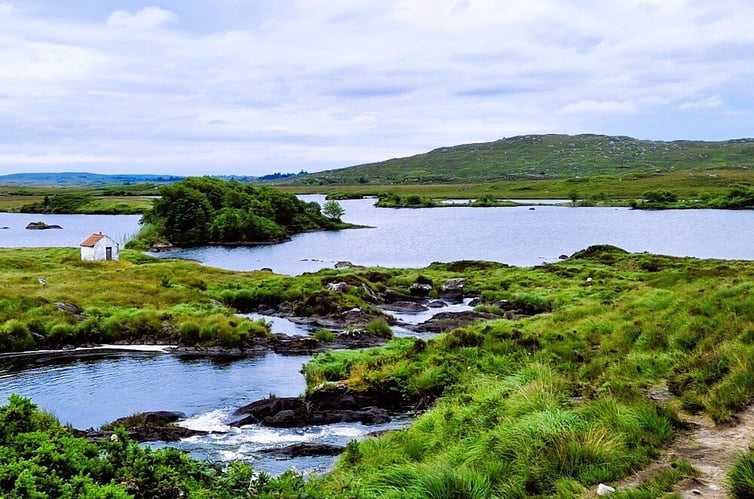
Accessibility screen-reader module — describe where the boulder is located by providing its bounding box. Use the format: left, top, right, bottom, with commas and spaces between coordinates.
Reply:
439, 278, 466, 302
327, 281, 350, 293
259, 443, 345, 457
148, 243, 174, 252
413, 310, 497, 333
409, 283, 433, 297
384, 289, 414, 303
87, 411, 208, 443
382, 301, 428, 313
427, 300, 447, 309
55, 302, 82, 315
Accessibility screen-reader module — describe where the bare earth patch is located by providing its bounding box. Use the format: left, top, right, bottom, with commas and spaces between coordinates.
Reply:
585, 384, 754, 498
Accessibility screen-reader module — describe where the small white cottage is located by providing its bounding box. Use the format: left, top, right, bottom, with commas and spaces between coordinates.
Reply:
80, 232, 119, 262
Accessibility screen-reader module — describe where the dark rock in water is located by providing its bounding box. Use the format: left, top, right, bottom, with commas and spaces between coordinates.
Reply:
77, 410, 209, 443
413, 310, 498, 333
234, 397, 305, 419
148, 242, 174, 252
382, 301, 428, 313
409, 282, 432, 297
259, 443, 345, 457
427, 300, 447, 308
439, 278, 466, 302
383, 289, 414, 303
231, 384, 408, 429
26, 222, 63, 230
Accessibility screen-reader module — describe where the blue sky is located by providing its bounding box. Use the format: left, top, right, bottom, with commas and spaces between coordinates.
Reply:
0, 0, 752, 176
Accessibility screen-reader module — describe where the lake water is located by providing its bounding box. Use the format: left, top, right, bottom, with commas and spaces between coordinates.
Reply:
0, 213, 141, 247
151, 196, 754, 274
3, 199, 754, 474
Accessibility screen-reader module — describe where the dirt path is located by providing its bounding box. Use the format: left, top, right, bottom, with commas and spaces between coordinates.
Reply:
598, 386, 754, 498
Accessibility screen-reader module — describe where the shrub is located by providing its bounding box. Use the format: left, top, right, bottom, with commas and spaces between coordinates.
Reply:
313, 329, 335, 342
729, 449, 754, 498
365, 319, 393, 339
0, 319, 35, 351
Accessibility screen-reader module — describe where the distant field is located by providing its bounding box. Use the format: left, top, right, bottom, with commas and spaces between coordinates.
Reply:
282, 167, 754, 201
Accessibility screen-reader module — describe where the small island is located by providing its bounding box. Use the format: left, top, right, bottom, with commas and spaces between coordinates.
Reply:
130, 177, 348, 249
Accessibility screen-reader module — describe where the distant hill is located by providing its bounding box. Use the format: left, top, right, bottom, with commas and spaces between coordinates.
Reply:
288, 134, 754, 185
0, 172, 187, 187
0, 171, 310, 187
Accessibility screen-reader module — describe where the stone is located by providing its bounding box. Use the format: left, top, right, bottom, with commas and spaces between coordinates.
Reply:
382, 301, 429, 313
439, 278, 466, 302
597, 483, 615, 495
327, 281, 349, 293
26, 222, 63, 230
259, 443, 345, 457
409, 282, 433, 297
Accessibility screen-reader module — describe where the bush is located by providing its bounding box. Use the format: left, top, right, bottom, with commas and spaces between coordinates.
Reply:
0, 319, 35, 351
729, 449, 754, 498
365, 319, 393, 339
313, 329, 335, 342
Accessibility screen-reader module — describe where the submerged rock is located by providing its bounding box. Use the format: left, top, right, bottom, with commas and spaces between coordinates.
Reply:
259, 443, 345, 457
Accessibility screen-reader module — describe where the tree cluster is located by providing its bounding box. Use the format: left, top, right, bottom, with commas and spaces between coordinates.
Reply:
143, 177, 335, 245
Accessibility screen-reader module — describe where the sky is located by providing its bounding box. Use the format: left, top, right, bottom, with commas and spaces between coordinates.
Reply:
0, 0, 752, 176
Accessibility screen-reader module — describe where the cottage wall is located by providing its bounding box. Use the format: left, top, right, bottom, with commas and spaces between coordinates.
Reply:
80, 236, 119, 261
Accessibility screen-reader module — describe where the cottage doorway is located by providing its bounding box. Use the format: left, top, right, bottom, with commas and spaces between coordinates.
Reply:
106, 247, 112, 261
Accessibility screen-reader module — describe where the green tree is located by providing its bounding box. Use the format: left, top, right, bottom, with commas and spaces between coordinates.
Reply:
322, 200, 345, 221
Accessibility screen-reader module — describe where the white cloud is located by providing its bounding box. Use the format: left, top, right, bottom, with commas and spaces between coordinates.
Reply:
557, 100, 636, 115
107, 7, 178, 30
0, 0, 751, 175
679, 95, 723, 110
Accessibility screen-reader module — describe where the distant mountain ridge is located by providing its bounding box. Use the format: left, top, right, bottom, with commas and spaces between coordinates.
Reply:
0, 172, 186, 186
289, 134, 754, 185
0, 171, 310, 187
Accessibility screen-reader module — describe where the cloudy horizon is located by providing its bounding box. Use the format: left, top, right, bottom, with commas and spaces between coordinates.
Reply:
1, 0, 752, 176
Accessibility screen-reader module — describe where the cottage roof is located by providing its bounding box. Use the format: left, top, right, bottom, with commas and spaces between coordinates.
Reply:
80, 232, 107, 247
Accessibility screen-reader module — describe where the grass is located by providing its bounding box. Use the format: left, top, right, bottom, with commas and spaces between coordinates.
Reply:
5, 246, 754, 495
283, 134, 754, 185
0, 248, 276, 349
281, 166, 754, 204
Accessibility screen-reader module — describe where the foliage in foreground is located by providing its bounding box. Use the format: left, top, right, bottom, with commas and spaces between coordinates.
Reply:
728, 448, 754, 498
0, 394, 322, 498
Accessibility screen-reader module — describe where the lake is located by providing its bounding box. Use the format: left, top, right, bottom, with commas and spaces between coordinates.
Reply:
2, 199, 753, 273
151, 196, 754, 274
0, 213, 141, 248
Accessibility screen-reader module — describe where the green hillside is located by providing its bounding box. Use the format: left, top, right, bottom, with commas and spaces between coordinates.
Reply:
292, 134, 754, 185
